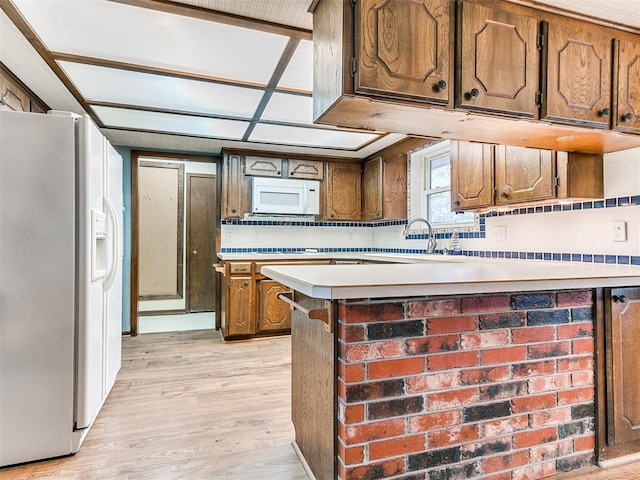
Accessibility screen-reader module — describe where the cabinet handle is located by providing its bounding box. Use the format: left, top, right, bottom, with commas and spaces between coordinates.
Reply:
622, 112, 634, 122
435, 80, 447, 92
466, 88, 480, 100
613, 294, 627, 303
597, 108, 610, 117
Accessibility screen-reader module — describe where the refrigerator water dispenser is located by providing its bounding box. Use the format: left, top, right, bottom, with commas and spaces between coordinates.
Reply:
91, 209, 107, 281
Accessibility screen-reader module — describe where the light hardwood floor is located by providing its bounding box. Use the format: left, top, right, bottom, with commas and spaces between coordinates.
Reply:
0, 330, 308, 480
5, 330, 640, 480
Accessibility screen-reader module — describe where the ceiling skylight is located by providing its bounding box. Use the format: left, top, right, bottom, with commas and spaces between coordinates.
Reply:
278, 39, 313, 92
261, 93, 313, 125
249, 124, 378, 150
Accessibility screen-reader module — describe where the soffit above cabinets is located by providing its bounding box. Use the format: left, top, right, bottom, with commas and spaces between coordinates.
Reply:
2, 0, 639, 157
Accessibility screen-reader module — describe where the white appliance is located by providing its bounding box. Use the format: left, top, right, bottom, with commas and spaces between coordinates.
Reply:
0, 110, 123, 467
251, 177, 320, 215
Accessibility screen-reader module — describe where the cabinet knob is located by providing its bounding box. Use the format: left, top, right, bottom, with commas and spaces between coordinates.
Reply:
435, 80, 447, 92
622, 112, 634, 122
231, 208, 237, 214
277, 171, 281, 175
466, 88, 480, 100
192, 250, 198, 257
329, 212, 334, 218
500, 192, 508, 198
243, 280, 249, 286
597, 108, 610, 117
613, 294, 627, 303
453, 200, 460, 206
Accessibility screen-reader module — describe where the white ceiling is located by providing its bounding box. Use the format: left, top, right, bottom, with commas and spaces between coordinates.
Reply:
1, 0, 639, 158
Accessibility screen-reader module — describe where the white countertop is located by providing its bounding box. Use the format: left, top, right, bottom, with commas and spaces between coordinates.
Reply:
259, 255, 640, 299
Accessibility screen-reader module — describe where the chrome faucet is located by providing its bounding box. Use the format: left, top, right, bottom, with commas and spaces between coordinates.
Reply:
403, 217, 437, 254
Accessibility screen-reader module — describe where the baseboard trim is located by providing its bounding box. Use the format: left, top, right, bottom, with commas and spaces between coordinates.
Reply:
599, 450, 640, 468
292, 441, 315, 480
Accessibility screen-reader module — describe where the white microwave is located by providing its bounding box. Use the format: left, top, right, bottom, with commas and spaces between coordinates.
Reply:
251, 177, 320, 215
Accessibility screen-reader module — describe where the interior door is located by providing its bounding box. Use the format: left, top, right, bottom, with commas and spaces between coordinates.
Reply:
186, 173, 216, 312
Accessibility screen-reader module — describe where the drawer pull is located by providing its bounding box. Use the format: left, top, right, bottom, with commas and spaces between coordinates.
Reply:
277, 293, 332, 333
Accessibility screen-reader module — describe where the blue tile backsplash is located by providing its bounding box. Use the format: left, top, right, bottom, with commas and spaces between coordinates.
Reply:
221, 195, 640, 266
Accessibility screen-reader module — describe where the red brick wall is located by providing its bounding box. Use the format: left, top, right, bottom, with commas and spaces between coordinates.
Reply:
336, 289, 595, 480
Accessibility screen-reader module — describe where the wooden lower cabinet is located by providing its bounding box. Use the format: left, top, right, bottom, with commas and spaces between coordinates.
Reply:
257, 279, 292, 333
219, 259, 331, 339
598, 287, 640, 461
224, 276, 254, 337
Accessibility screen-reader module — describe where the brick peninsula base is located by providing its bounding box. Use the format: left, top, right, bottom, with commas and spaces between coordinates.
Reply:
335, 289, 595, 480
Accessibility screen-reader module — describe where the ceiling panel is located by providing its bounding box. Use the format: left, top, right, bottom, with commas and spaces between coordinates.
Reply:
58, 61, 265, 118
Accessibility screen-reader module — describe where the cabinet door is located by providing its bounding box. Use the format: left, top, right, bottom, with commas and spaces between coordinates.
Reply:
608, 287, 640, 445
356, 0, 452, 105
458, 2, 539, 118
450, 141, 494, 211
0, 73, 28, 112
325, 163, 361, 220
542, 22, 612, 128
225, 276, 254, 337
222, 153, 249, 219
257, 280, 292, 332
494, 145, 555, 205
362, 157, 383, 220
244, 156, 283, 177
614, 39, 640, 134
288, 159, 324, 180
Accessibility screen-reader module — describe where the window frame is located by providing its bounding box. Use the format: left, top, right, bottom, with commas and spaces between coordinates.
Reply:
408, 140, 479, 233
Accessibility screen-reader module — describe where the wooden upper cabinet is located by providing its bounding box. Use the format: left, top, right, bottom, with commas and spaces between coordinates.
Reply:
355, 0, 452, 105
362, 157, 383, 220
450, 141, 494, 211
614, 38, 640, 134
542, 22, 613, 128
494, 145, 555, 205
325, 162, 361, 220
244, 156, 283, 177
287, 159, 324, 180
458, 2, 539, 118
222, 153, 250, 219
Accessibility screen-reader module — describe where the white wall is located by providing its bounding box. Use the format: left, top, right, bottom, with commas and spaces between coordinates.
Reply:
221, 147, 640, 264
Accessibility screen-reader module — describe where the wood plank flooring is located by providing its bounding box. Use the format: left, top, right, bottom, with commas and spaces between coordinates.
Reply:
0, 330, 309, 480
5, 329, 640, 479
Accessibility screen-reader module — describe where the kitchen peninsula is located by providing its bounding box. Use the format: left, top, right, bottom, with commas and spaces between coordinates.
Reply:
262, 257, 640, 480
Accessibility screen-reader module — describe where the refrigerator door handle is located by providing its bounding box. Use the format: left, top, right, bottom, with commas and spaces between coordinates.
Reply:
103, 194, 120, 291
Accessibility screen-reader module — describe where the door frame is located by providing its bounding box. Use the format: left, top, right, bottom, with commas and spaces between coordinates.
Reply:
130, 151, 220, 336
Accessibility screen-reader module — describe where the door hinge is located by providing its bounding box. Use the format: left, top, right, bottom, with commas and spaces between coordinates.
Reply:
350, 0, 357, 7
535, 91, 543, 107
554, 176, 560, 188
536, 33, 544, 51
350, 57, 357, 77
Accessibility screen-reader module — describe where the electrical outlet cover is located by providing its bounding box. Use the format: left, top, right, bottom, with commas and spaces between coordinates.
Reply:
612, 221, 627, 242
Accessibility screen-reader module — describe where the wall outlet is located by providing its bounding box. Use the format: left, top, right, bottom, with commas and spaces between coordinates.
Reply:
612, 221, 627, 242
493, 226, 507, 241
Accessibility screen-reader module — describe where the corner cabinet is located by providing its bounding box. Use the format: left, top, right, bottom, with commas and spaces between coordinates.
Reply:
324, 162, 361, 220
451, 141, 604, 211
457, 1, 539, 118
355, 0, 453, 105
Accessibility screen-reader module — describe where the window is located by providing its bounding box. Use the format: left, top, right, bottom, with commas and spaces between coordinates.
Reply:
409, 140, 478, 232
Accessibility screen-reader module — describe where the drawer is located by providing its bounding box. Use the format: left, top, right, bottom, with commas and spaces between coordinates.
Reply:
229, 262, 252, 274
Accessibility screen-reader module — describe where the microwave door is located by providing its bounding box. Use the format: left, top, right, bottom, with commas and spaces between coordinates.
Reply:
254, 185, 305, 214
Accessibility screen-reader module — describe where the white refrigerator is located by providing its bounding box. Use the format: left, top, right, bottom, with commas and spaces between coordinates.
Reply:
0, 110, 123, 466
